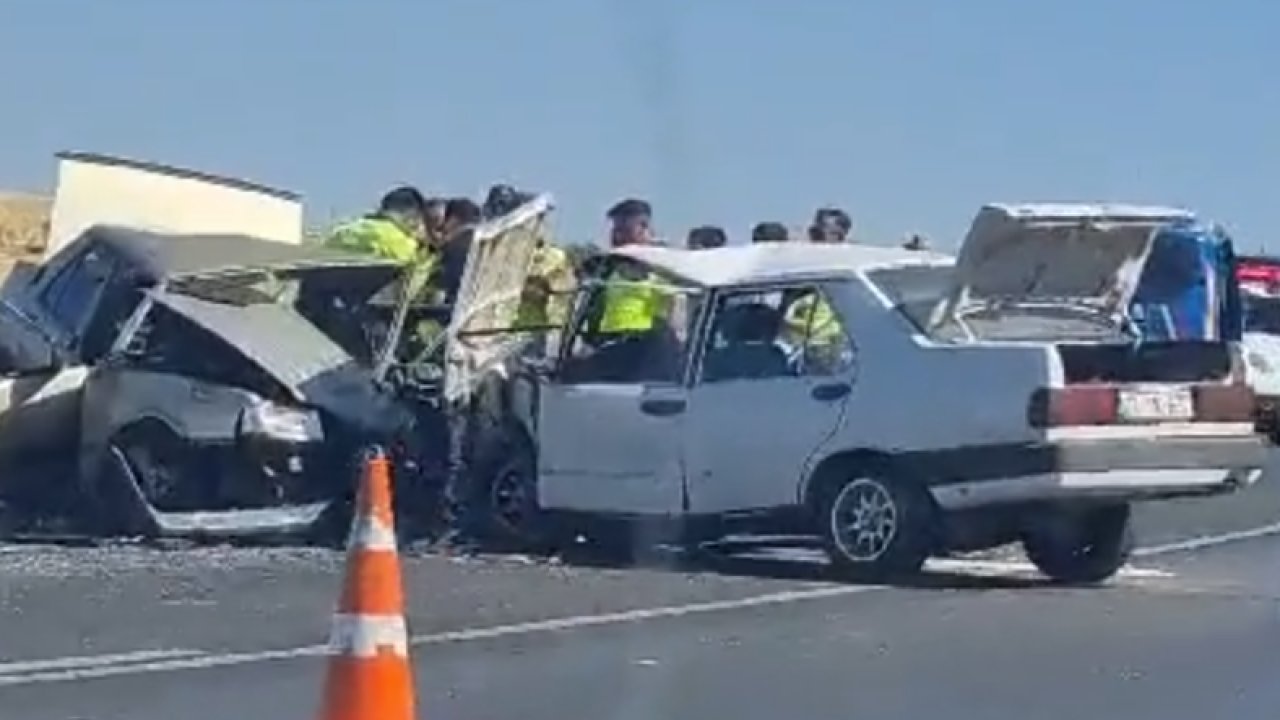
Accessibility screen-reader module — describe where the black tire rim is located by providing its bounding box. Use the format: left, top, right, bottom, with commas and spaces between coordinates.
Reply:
490, 464, 535, 537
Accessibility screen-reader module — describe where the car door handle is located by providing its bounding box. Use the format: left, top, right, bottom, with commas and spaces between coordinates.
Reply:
640, 398, 686, 417
811, 382, 851, 402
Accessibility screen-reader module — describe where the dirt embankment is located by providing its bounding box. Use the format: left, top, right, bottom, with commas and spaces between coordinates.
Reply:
0, 191, 51, 279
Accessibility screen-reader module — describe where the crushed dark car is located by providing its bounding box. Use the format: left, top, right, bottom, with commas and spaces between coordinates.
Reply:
0, 226, 414, 539
0, 194, 554, 542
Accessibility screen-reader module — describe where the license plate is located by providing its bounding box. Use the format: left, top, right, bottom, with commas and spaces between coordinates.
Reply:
1118, 387, 1195, 422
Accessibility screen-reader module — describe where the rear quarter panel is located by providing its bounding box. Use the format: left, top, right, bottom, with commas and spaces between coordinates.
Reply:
833, 278, 1055, 453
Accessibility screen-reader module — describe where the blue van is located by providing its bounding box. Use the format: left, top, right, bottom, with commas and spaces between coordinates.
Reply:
1129, 221, 1242, 343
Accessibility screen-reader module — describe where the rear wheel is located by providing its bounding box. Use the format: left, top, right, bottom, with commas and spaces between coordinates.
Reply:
819, 472, 935, 581
1023, 504, 1133, 584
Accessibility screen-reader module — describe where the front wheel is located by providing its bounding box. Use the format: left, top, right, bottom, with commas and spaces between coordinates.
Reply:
1023, 504, 1133, 585
474, 432, 554, 552
819, 473, 935, 581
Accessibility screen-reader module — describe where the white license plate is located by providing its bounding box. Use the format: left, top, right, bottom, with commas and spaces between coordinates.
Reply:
1118, 387, 1195, 422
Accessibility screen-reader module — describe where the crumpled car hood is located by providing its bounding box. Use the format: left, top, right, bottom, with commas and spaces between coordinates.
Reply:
151, 290, 407, 435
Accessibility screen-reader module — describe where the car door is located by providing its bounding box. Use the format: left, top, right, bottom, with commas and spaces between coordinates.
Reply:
682, 284, 855, 513
535, 281, 702, 515
0, 245, 120, 467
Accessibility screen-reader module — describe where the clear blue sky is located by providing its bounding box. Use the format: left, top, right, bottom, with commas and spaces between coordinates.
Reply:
2, 0, 1276, 250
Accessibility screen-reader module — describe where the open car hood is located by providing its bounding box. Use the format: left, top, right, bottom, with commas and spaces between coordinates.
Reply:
933, 203, 1195, 326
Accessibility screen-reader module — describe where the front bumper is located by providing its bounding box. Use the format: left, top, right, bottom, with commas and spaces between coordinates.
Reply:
916, 434, 1268, 510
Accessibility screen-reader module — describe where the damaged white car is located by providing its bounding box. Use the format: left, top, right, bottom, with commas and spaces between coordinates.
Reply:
480, 203, 1266, 583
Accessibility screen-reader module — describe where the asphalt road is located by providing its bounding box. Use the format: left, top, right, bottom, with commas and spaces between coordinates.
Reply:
2, 461, 1280, 720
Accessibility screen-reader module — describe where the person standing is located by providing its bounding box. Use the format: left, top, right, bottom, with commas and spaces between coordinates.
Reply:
807, 207, 853, 244
597, 199, 669, 335
686, 225, 728, 250
751, 221, 790, 244
325, 186, 432, 263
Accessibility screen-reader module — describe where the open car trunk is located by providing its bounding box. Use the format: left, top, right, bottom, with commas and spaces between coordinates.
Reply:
1056, 341, 1232, 384
936, 203, 1238, 385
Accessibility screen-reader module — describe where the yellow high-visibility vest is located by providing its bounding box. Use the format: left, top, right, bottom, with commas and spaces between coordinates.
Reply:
599, 271, 672, 333
325, 216, 420, 264
515, 244, 576, 328
784, 292, 843, 346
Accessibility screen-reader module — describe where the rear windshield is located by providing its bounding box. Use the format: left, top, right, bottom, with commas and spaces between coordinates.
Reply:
1244, 293, 1280, 335
867, 265, 1127, 342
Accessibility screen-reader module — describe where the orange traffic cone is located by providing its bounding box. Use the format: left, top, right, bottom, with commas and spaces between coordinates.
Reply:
317, 449, 415, 720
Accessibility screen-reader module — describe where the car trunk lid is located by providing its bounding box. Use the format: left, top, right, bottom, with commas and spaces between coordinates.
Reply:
937, 203, 1196, 321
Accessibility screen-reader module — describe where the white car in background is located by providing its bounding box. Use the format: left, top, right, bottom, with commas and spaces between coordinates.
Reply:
1236, 257, 1280, 439
479, 203, 1267, 584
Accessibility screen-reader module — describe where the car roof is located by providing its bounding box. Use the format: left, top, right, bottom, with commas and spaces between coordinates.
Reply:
84, 224, 395, 279
613, 243, 952, 288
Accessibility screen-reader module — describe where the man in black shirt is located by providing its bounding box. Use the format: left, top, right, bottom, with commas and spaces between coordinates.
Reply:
439, 197, 483, 307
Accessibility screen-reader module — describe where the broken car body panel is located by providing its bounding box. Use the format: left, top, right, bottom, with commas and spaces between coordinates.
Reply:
0, 224, 407, 537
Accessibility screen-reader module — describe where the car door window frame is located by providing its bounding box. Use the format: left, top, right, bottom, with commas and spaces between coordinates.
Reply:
552, 271, 709, 389
691, 281, 854, 385
36, 244, 121, 348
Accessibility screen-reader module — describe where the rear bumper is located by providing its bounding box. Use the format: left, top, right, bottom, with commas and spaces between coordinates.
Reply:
916, 434, 1268, 510
1255, 395, 1279, 440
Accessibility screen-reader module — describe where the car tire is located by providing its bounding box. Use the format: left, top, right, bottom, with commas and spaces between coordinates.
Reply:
819, 472, 935, 581
1023, 504, 1133, 585
474, 430, 554, 552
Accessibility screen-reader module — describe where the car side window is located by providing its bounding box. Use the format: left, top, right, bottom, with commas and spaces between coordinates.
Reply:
557, 280, 702, 385
699, 285, 853, 383
38, 247, 117, 338
783, 287, 856, 377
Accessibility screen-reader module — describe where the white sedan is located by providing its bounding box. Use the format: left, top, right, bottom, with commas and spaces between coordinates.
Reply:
475, 203, 1267, 583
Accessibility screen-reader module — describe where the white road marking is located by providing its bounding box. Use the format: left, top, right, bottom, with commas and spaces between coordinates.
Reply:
1134, 521, 1280, 557
0, 585, 880, 687
3, 521, 1274, 688
928, 557, 1174, 579
0, 649, 206, 676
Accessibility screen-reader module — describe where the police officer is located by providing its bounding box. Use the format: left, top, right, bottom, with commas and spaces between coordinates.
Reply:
597, 198, 670, 335
326, 186, 433, 264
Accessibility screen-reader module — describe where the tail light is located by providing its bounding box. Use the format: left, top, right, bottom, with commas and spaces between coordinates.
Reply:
1193, 383, 1255, 422
1027, 386, 1118, 428
1029, 383, 1256, 427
